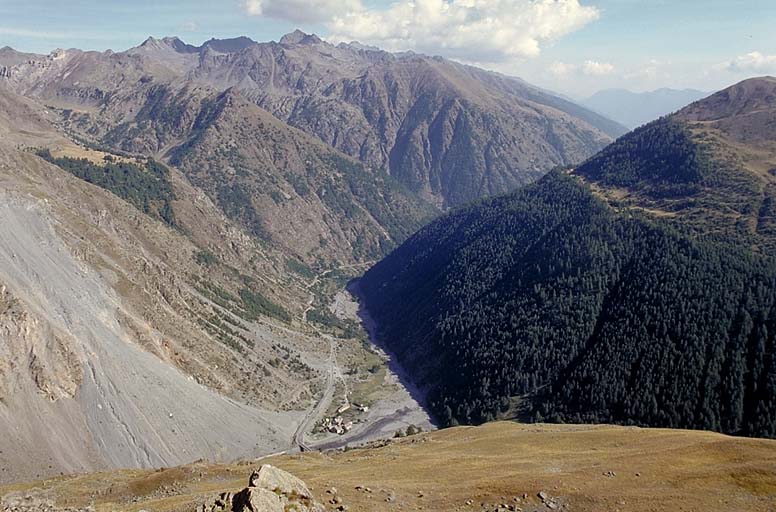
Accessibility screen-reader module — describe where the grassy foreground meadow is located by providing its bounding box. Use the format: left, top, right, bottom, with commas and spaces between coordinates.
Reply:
3, 422, 775, 511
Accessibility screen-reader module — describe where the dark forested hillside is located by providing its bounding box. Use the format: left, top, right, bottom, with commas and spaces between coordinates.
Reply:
359, 78, 776, 439
361, 172, 776, 438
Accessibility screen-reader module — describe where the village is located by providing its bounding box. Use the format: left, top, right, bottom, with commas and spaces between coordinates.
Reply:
315, 401, 370, 436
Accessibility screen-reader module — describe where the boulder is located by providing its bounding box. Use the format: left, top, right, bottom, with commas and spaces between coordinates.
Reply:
200, 465, 325, 512
232, 487, 284, 512
250, 464, 312, 499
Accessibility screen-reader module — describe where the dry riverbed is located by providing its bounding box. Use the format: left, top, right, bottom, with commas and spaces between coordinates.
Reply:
304, 286, 435, 450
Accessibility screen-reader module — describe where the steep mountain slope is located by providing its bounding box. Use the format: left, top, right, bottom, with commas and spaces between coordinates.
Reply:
163, 33, 626, 207
0, 33, 625, 208
50, 82, 438, 265
0, 76, 434, 483
359, 78, 776, 438
583, 87, 708, 129
0, 89, 349, 482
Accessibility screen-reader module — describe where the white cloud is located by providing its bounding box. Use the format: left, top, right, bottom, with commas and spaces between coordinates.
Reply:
550, 61, 575, 76
242, 0, 361, 24
328, 0, 600, 62
550, 59, 614, 76
581, 59, 614, 75
720, 51, 776, 73
243, 0, 599, 63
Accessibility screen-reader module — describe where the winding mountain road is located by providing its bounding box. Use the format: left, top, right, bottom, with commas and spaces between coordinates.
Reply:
292, 335, 336, 452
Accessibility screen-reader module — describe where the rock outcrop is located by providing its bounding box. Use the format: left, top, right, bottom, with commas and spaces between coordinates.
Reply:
1, 494, 93, 512
199, 465, 325, 512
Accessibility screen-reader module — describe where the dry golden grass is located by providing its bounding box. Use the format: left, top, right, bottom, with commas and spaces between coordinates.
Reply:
579, 177, 679, 219
2, 422, 775, 511
689, 124, 776, 180
48, 144, 137, 166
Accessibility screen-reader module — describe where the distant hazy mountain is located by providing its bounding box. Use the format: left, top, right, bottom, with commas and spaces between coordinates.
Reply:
582, 88, 708, 129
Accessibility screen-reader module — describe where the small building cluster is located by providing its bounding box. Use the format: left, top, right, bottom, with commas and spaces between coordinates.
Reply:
315, 401, 372, 436
318, 415, 354, 435
315, 400, 372, 436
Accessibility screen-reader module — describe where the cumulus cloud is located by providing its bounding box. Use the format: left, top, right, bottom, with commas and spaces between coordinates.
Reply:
330, 0, 599, 62
242, 0, 361, 24
581, 59, 614, 75
551, 59, 614, 76
720, 51, 776, 73
244, 0, 599, 63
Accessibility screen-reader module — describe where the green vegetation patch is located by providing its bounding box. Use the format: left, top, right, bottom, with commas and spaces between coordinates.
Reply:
238, 288, 291, 323
194, 249, 219, 267
37, 149, 176, 227
285, 258, 315, 279
195, 279, 291, 324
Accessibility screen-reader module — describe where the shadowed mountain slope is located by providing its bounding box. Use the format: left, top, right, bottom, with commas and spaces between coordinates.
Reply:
359, 78, 776, 438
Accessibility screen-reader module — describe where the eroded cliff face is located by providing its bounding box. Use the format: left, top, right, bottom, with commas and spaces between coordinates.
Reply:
0, 284, 82, 403
0, 93, 314, 482
0, 171, 308, 483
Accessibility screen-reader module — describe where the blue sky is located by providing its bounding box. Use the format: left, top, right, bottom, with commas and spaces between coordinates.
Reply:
1, 0, 775, 97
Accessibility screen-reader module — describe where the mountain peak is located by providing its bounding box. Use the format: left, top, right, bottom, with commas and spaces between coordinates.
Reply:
201, 36, 256, 53
134, 36, 198, 55
279, 29, 322, 46
140, 36, 161, 47
337, 40, 382, 53
677, 76, 776, 122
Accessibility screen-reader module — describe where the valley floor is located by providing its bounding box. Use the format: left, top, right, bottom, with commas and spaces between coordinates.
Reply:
0, 176, 432, 485
2, 422, 775, 511
304, 286, 434, 451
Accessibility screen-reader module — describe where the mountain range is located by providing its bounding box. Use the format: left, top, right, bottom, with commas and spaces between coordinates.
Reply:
0, 32, 626, 483
2, 27, 775, 493
1, 31, 624, 209
582, 87, 708, 129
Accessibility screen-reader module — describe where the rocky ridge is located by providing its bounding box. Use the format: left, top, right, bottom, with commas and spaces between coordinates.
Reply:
0, 31, 625, 208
